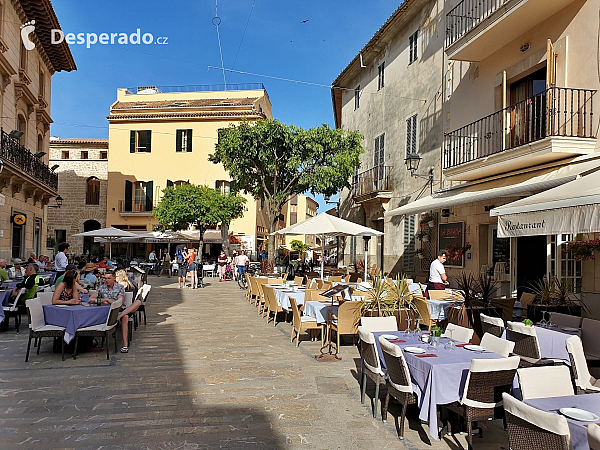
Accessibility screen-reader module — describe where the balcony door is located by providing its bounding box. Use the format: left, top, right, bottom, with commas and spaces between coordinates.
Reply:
510, 68, 547, 148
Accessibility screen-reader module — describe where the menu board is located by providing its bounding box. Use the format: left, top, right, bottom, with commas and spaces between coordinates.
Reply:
492, 228, 510, 274
439, 222, 464, 267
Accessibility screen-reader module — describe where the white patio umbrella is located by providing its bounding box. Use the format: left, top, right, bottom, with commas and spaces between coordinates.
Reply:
272, 212, 384, 280
72, 227, 138, 259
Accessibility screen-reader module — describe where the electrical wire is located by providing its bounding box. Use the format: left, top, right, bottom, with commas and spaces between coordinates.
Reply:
228, 0, 256, 84
213, 0, 227, 89
52, 121, 218, 140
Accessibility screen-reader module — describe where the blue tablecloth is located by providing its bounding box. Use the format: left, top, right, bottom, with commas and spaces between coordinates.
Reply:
502, 325, 577, 365
427, 299, 455, 321
372, 331, 502, 440
0, 290, 11, 321
525, 393, 600, 450
303, 301, 338, 323
43, 303, 110, 343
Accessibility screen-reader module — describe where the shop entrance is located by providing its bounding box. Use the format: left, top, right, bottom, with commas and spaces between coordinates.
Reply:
516, 235, 547, 299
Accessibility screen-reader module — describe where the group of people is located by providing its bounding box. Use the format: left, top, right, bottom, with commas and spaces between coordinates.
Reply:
152, 247, 201, 289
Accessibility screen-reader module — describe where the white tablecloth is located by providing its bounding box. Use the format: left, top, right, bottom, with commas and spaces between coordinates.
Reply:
275, 289, 305, 310
304, 301, 338, 323
427, 299, 454, 321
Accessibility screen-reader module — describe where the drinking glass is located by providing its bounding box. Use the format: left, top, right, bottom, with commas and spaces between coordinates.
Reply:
414, 318, 422, 339
546, 311, 554, 328
444, 329, 456, 351
539, 312, 548, 328
403, 318, 412, 338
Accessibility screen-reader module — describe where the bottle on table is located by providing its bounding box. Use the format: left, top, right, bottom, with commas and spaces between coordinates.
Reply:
97, 291, 102, 306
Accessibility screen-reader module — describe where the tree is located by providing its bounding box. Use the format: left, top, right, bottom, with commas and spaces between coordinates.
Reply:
210, 119, 363, 261
153, 184, 246, 256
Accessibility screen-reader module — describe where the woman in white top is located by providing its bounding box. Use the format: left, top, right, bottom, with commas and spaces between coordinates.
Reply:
428, 250, 449, 291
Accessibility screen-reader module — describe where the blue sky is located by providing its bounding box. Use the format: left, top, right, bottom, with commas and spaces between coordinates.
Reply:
50, 0, 396, 209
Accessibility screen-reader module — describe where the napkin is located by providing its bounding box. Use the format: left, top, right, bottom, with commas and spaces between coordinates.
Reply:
416, 354, 438, 358
456, 344, 468, 348
390, 339, 406, 343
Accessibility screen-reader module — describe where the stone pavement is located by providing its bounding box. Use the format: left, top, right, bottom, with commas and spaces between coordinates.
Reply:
0, 276, 509, 449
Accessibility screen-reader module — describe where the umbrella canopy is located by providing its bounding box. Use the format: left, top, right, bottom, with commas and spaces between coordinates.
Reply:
272, 212, 383, 279
72, 227, 138, 258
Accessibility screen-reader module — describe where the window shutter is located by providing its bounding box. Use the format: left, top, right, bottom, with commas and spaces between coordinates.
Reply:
186, 129, 192, 152
125, 180, 133, 211
130, 131, 135, 153
145, 180, 154, 211
145, 131, 152, 153
175, 130, 182, 152
379, 134, 385, 165
411, 116, 417, 153
230, 180, 238, 193
374, 137, 379, 168
406, 118, 412, 157
167, 179, 173, 188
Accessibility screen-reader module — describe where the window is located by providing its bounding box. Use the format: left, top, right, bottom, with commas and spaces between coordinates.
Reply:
81, 151, 89, 159
130, 130, 152, 153
403, 215, 416, 271
124, 180, 153, 212
16, 115, 26, 144
176, 129, 192, 152
61, 151, 69, 159
86, 177, 100, 205
406, 114, 417, 156
39, 68, 45, 98
374, 134, 385, 181
354, 85, 360, 110
100, 151, 108, 159
215, 180, 230, 195
378, 62, 385, 90
409, 30, 419, 64
549, 234, 583, 294
134, 182, 146, 211
19, 42, 26, 70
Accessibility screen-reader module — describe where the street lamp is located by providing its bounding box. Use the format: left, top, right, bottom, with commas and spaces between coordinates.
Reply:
47, 195, 63, 209
404, 152, 434, 194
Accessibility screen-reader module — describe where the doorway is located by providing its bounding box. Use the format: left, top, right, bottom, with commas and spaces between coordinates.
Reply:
83, 220, 101, 256
12, 223, 23, 258
516, 235, 547, 300
510, 67, 547, 147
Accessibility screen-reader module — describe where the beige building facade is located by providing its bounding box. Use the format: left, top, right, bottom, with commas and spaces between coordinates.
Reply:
105, 85, 272, 256
47, 138, 109, 256
0, 0, 75, 261
262, 194, 319, 250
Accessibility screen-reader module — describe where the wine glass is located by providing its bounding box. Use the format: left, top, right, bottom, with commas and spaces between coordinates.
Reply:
444, 329, 456, 351
539, 311, 548, 328
414, 318, 422, 339
404, 318, 412, 338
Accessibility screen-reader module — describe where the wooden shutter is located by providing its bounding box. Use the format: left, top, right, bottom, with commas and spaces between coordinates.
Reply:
130, 131, 135, 153
176, 130, 182, 152
125, 180, 133, 211
379, 135, 385, 165
145, 181, 153, 211
546, 39, 556, 89
145, 131, 152, 153
406, 118, 413, 156
374, 137, 379, 167
230, 180, 238, 193
186, 129, 192, 152
167, 179, 173, 188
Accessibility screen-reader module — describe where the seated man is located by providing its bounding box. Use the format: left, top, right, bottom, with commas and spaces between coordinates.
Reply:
54, 264, 77, 286
82, 263, 98, 285
37, 255, 47, 269
12, 263, 46, 304
11, 259, 25, 278
0, 259, 9, 282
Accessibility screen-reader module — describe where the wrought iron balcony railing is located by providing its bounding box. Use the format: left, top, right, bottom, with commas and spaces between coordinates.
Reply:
443, 87, 596, 170
351, 166, 393, 199
0, 128, 58, 190
446, 0, 510, 48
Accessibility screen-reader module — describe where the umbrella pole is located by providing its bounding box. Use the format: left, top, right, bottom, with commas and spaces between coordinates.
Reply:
364, 240, 368, 282
321, 234, 325, 279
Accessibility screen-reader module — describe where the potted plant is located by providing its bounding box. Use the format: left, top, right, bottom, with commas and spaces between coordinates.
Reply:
477, 273, 499, 305
415, 230, 428, 242
445, 242, 472, 262
526, 276, 584, 322
415, 248, 424, 260
565, 239, 600, 261
420, 212, 435, 228
387, 274, 420, 330
430, 326, 443, 346
361, 275, 395, 317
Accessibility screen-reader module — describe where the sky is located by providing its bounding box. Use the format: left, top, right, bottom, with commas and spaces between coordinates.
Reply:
49, 0, 397, 210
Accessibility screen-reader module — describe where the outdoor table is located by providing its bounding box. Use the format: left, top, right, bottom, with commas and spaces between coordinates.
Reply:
43, 298, 109, 343
303, 300, 339, 323
0, 289, 11, 321
372, 332, 502, 440
2, 281, 18, 290
427, 299, 456, 321
275, 289, 305, 310
502, 325, 578, 364
525, 393, 600, 450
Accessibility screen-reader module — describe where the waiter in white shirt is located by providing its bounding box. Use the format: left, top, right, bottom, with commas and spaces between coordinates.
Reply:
428, 250, 449, 292
54, 242, 70, 277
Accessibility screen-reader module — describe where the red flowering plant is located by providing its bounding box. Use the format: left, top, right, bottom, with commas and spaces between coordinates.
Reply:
564, 239, 600, 261
445, 242, 472, 261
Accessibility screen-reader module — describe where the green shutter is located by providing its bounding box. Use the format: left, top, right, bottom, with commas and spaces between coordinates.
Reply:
175, 130, 182, 152
186, 129, 192, 152
130, 131, 135, 153
230, 180, 238, 193
146, 130, 152, 153
125, 180, 133, 211
145, 181, 153, 211
167, 179, 173, 188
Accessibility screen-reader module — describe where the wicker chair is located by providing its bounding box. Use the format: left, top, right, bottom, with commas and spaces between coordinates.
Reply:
327, 301, 362, 352
413, 295, 436, 330
446, 356, 520, 449
480, 332, 514, 357
360, 316, 398, 332
25, 298, 66, 362
506, 321, 561, 367
262, 286, 285, 326
328, 276, 342, 283
348, 273, 361, 283
289, 297, 323, 347
255, 278, 271, 314
550, 312, 582, 328
294, 276, 304, 286
589, 423, 600, 450
358, 327, 386, 418
502, 393, 571, 450
248, 276, 261, 306
480, 313, 504, 337
565, 335, 600, 394
73, 299, 122, 360
428, 290, 449, 300
379, 336, 417, 438
517, 365, 574, 400
304, 289, 328, 302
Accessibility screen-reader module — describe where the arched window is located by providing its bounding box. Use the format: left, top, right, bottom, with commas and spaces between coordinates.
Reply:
86, 176, 100, 205
37, 135, 43, 155
16, 114, 26, 144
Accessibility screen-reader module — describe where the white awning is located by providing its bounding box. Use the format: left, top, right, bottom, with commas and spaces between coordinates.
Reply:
490, 171, 600, 237
384, 157, 600, 218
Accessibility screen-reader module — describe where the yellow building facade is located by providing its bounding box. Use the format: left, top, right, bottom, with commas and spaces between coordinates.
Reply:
105, 85, 272, 253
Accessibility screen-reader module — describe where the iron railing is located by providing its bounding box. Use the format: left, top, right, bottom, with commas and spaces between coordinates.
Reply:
0, 129, 58, 189
446, 0, 510, 48
128, 83, 266, 94
118, 200, 152, 213
351, 166, 393, 199
444, 87, 596, 169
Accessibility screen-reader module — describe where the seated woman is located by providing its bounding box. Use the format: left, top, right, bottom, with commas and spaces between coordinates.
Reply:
52, 270, 83, 305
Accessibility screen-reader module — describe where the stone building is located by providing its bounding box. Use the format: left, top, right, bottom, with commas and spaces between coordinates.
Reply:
47, 138, 109, 256
0, 0, 75, 261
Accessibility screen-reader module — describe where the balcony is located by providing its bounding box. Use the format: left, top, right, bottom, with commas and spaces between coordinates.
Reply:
445, 0, 577, 61
118, 200, 153, 216
0, 128, 58, 191
351, 166, 393, 203
444, 87, 597, 181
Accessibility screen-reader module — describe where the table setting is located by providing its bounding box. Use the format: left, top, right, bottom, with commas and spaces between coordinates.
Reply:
43, 294, 110, 343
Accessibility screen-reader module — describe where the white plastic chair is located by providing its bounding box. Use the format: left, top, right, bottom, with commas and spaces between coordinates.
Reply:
589, 423, 600, 450
202, 264, 216, 278
36, 292, 53, 306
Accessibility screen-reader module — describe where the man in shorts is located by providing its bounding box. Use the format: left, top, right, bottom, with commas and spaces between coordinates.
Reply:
177, 258, 188, 288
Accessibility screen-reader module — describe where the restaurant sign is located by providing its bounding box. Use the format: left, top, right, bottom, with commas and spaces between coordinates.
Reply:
497, 204, 600, 237
439, 222, 464, 267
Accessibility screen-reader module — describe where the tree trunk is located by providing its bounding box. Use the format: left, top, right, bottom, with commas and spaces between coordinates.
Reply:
220, 223, 230, 257
266, 202, 281, 264
198, 225, 205, 264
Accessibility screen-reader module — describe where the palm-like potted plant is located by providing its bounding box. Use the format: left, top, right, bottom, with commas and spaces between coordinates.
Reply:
386, 274, 420, 329
526, 276, 584, 322
360, 275, 395, 317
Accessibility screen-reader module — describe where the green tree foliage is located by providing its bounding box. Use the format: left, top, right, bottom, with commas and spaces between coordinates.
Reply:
290, 239, 309, 254
210, 119, 363, 260
153, 184, 246, 252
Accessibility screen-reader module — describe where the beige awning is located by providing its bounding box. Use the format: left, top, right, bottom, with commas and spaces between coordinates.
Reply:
179, 229, 223, 243
385, 157, 600, 218
490, 171, 600, 237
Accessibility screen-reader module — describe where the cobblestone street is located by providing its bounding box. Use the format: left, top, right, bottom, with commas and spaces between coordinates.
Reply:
0, 277, 508, 449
